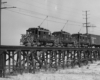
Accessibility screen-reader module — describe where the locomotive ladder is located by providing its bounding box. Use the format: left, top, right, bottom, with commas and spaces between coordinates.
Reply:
0, 45, 100, 77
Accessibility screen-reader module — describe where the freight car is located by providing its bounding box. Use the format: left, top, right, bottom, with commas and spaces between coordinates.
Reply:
72, 33, 100, 48
86, 34, 100, 47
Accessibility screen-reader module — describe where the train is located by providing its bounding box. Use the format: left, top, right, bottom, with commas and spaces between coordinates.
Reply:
20, 26, 100, 48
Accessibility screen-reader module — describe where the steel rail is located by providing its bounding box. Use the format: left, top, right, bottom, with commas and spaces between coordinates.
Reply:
0, 45, 100, 50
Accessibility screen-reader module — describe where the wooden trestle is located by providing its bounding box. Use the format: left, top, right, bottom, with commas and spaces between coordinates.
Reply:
0, 45, 100, 77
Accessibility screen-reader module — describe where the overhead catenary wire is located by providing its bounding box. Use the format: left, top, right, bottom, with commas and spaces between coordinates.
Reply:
1, 2, 7, 4
5, 9, 66, 24
6, 0, 83, 23
5, 9, 82, 27
5, 4, 82, 24
16, 7, 82, 24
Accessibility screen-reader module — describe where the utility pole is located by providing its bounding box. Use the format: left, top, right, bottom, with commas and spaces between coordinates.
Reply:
0, 0, 1, 45
0, 1, 16, 45
83, 11, 90, 34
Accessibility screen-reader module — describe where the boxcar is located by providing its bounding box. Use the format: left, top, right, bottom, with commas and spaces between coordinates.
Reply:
88, 34, 100, 45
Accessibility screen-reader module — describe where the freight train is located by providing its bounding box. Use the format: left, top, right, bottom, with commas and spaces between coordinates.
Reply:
20, 26, 100, 48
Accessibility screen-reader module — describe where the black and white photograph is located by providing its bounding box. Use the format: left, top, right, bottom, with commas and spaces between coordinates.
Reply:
0, 0, 100, 80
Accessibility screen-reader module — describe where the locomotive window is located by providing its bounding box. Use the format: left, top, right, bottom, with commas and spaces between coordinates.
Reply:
32, 30, 34, 34
83, 37, 85, 40
80, 36, 81, 39
46, 32, 48, 35
30, 31, 32, 34
39, 31, 41, 35
83, 37, 84, 40
67, 35, 68, 38
27, 31, 29, 34
66, 35, 67, 37
35, 30, 38, 34
48, 32, 51, 35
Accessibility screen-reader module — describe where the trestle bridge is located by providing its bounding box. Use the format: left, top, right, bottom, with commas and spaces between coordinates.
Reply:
0, 45, 100, 77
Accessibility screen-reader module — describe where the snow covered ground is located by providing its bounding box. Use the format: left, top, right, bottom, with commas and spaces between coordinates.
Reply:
1, 61, 100, 80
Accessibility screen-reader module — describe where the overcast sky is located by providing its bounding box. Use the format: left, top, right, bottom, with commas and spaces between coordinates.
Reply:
1, 0, 100, 45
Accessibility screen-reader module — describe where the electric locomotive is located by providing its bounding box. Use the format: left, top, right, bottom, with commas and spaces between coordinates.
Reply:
72, 33, 90, 47
20, 26, 54, 46
52, 30, 74, 47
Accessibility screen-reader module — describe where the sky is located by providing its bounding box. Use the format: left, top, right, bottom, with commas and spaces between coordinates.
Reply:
1, 0, 100, 45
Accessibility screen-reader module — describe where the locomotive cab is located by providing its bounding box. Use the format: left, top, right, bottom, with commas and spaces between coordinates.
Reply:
20, 26, 54, 46
72, 33, 90, 47
52, 31, 73, 47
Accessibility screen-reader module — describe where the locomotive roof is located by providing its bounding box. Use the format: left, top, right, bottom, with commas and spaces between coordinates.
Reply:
84, 33, 100, 36
52, 31, 71, 35
72, 33, 83, 35
73, 33, 100, 37
72, 33, 89, 37
27, 27, 50, 32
